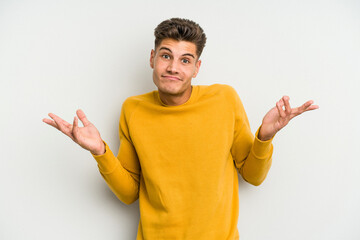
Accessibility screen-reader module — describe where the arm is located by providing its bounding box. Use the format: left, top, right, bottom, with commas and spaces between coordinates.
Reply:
92, 104, 140, 205
43, 109, 140, 204
232, 94, 319, 186
92, 139, 140, 205
230, 95, 273, 186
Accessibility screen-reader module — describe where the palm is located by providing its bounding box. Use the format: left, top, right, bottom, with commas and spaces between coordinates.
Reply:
72, 122, 101, 151
262, 106, 288, 133
259, 96, 319, 141
43, 109, 104, 155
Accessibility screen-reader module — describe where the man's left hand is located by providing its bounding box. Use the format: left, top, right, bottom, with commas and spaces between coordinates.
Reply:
258, 96, 319, 141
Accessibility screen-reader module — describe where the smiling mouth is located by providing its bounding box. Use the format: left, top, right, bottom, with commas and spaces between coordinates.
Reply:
162, 75, 181, 81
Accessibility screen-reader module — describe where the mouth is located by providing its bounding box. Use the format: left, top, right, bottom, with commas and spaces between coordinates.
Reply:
162, 75, 181, 81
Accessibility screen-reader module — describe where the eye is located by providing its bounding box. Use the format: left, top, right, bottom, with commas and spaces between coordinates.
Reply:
162, 54, 170, 59
182, 58, 190, 64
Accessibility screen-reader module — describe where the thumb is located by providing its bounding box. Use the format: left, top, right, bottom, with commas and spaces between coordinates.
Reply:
72, 116, 80, 142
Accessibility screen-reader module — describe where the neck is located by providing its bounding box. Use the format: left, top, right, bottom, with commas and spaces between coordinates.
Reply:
159, 86, 192, 106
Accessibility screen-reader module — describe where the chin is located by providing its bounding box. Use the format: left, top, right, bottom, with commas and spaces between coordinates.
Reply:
156, 81, 183, 95
158, 86, 183, 96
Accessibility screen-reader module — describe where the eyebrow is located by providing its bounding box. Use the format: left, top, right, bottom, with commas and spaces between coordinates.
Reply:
159, 47, 196, 59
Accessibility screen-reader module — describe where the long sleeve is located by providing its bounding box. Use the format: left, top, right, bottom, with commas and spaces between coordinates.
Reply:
92, 101, 141, 205
90, 85, 273, 239
230, 88, 273, 186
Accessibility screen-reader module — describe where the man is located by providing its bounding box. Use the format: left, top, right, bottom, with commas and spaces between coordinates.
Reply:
43, 18, 318, 239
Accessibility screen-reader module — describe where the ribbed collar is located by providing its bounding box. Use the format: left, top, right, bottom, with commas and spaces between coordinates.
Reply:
154, 85, 199, 108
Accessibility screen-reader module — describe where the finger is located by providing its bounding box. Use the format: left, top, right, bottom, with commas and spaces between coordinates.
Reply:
76, 109, 91, 127
291, 100, 319, 118
276, 100, 286, 118
300, 100, 318, 112
48, 113, 72, 134
308, 104, 319, 110
48, 113, 71, 128
302, 100, 313, 110
302, 102, 319, 112
282, 96, 291, 115
43, 118, 60, 130
72, 116, 79, 141
304, 100, 319, 110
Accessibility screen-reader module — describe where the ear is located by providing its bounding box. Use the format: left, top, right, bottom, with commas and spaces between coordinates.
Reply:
150, 49, 155, 69
192, 60, 202, 78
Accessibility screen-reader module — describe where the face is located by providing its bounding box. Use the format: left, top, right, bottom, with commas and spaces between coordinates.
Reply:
150, 39, 201, 101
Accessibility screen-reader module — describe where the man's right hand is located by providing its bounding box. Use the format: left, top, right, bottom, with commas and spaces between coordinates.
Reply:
43, 109, 105, 155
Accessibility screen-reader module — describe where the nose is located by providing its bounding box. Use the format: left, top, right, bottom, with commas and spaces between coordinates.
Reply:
166, 60, 179, 74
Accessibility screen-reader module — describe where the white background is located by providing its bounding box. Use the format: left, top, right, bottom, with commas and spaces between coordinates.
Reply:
1, 0, 359, 239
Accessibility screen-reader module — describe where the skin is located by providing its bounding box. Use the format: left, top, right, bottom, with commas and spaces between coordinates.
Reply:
258, 96, 318, 141
43, 38, 319, 154
150, 39, 201, 106
43, 110, 105, 155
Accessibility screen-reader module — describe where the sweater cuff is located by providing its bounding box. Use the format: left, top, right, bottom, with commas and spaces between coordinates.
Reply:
91, 141, 119, 174
252, 127, 274, 158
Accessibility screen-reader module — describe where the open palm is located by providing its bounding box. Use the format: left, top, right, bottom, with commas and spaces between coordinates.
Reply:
43, 109, 105, 155
259, 96, 319, 141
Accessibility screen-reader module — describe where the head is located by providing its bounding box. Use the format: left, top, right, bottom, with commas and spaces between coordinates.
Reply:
150, 18, 207, 105
154, 18, 207, 59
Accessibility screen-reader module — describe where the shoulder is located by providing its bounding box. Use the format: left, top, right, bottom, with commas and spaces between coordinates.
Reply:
199, 84, 237, 95
122, 91, 156, 109
121, 91, 157, 119
198, 84, 239, 102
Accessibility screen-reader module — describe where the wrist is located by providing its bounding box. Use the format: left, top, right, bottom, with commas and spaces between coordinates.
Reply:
91, 141, 106, 155
258, 126, 274, 141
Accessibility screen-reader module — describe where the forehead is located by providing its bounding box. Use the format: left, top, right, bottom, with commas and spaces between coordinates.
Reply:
157, 39, 198, 57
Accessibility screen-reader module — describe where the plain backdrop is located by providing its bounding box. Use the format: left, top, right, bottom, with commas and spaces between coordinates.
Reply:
1, 0, 359, 239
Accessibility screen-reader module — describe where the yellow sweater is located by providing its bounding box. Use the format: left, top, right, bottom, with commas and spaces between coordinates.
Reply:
93, 84, 273, 240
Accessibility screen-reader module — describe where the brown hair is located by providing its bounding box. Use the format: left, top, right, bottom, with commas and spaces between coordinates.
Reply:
154, 18, 207, 58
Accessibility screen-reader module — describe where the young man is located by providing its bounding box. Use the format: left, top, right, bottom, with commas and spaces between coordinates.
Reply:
43, 18, 318, 239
